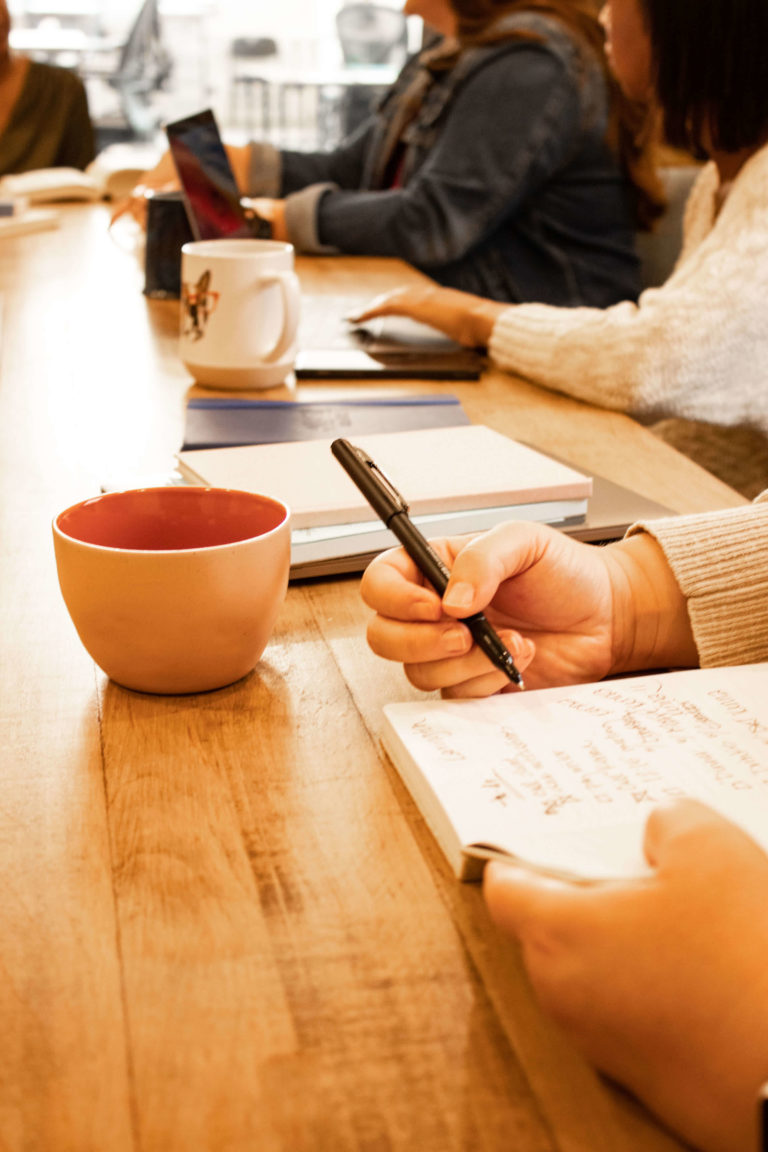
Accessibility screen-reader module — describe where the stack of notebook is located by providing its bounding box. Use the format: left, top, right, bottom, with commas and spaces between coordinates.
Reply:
176, 406, 594, 579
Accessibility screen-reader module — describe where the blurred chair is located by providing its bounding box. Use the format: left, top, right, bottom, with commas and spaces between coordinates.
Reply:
334, 3, 407, 138
637, 165, 700, 288
82, 0, 173, 142
229, 36, 278, 134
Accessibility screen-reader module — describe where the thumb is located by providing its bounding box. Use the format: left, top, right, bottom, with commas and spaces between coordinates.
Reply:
483, 860, 580, 939
643, 798, 729, 868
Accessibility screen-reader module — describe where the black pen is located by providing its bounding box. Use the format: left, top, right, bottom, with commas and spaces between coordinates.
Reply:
331, 438, 525, 689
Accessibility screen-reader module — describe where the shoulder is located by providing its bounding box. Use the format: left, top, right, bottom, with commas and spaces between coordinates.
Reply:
448, 20, 601, 133
454, 12, 599, 101
465, 11, 591, 69
727, 142, 768, 217
684, 143, 768, 246
25, 59, 86, 99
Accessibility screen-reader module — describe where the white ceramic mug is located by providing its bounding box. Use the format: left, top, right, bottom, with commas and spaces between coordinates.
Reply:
180, 238, 300, 389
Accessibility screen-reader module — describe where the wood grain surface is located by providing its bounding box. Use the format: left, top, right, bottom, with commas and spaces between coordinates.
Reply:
0, 204, 742, 1152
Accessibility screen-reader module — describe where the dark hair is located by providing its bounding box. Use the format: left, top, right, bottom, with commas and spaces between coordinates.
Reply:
450, 0, 611, 57
641, 0, 768, 154
449, 0, 664, 228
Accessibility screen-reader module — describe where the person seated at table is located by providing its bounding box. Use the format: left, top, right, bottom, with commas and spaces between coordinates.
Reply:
0, 0, 95, 176
351, 0, 768, 497
124, 0, 662, 308
360, 493, 768, 1152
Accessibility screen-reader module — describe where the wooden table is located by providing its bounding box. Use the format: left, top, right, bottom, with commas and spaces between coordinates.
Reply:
0, 205, 744, 1152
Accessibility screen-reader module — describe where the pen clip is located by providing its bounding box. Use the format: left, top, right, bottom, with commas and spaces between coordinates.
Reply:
352, 445, 410, 514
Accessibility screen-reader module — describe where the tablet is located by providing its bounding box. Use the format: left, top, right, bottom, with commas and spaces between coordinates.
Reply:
166, 108, 253, 241
296, 315, 485, 380
294, 345, 484, 380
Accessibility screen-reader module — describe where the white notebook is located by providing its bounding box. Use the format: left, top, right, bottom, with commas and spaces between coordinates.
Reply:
177, 424, 593, 531
381, 663, 768, 882
0, 153, 153, 203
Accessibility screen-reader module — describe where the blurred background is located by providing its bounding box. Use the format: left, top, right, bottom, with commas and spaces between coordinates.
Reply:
8, 0, 425, 158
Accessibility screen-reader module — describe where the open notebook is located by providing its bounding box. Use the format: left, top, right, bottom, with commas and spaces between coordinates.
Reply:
381, 663, 768, 882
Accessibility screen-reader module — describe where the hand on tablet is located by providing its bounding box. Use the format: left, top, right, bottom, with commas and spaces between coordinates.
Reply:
349, 284, 507, 348
110, 149, 179, 228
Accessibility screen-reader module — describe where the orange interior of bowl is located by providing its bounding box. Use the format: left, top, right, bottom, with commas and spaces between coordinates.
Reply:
56, 487, 288, 551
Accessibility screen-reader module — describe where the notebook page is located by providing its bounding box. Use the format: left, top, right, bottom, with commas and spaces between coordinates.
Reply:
382, 664, 768, 881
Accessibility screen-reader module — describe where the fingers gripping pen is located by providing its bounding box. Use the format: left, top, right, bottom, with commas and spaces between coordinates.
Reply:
331, 438, 525, 688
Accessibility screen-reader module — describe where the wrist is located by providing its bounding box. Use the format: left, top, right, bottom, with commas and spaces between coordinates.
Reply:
227, 144, 251, 194
270, 200, 288, 242
456, 295, 504, 347
605, 533, 698, 674
416, 288, 502, 345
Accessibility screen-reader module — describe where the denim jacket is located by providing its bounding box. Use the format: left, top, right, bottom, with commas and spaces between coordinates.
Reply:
249, 12, 641, 306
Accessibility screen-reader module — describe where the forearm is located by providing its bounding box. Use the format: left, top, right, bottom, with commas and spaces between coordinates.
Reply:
241, 139, 364, 199
487, 226, 768, 429
279, 131, 371, 193
226, 144, 252, 194
404, 286, 506, 347
488, 296, 676, 420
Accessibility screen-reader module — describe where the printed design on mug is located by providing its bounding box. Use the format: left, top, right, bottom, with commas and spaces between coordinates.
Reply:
181, 269, 220, 341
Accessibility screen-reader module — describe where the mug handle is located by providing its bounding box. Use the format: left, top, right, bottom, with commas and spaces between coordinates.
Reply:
259, 272, 300, 364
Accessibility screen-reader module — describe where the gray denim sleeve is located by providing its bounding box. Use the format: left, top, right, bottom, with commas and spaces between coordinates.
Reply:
247, 141, 282, 197
283, 183, 340, 254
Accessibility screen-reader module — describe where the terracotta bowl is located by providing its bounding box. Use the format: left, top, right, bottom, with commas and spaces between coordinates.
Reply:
53, 486, 290, 694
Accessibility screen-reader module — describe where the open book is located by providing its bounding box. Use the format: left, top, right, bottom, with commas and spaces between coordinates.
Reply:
381, 663, 768, 882
0, 145, 158, 204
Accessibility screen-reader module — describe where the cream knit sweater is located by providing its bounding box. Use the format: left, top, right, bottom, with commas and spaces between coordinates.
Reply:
488, 142, 768, 434
629, 493, 768, 668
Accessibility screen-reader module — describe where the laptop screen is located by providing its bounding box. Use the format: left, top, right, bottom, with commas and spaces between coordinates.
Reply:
166, 108, 253, 241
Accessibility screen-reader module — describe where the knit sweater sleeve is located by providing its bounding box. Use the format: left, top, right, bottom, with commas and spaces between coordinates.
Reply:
626, 494, 768, 668
487, 147, 768, 434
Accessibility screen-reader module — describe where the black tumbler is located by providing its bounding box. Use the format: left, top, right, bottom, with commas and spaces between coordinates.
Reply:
143, 191, 194, 299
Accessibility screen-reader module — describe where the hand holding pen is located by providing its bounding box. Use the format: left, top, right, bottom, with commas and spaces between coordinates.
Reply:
342, 439, 653, 695
332, 438, 526, 689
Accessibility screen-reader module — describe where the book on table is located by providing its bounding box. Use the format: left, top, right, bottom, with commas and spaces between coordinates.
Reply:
380, 663, 768, 882
181, 394, 470, 450
0, 207, 59, 238
0, 146, 158, 204
176, 424, 593, 578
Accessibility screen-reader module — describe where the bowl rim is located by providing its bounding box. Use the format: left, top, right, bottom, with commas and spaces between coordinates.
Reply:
52, 486, 291, 555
